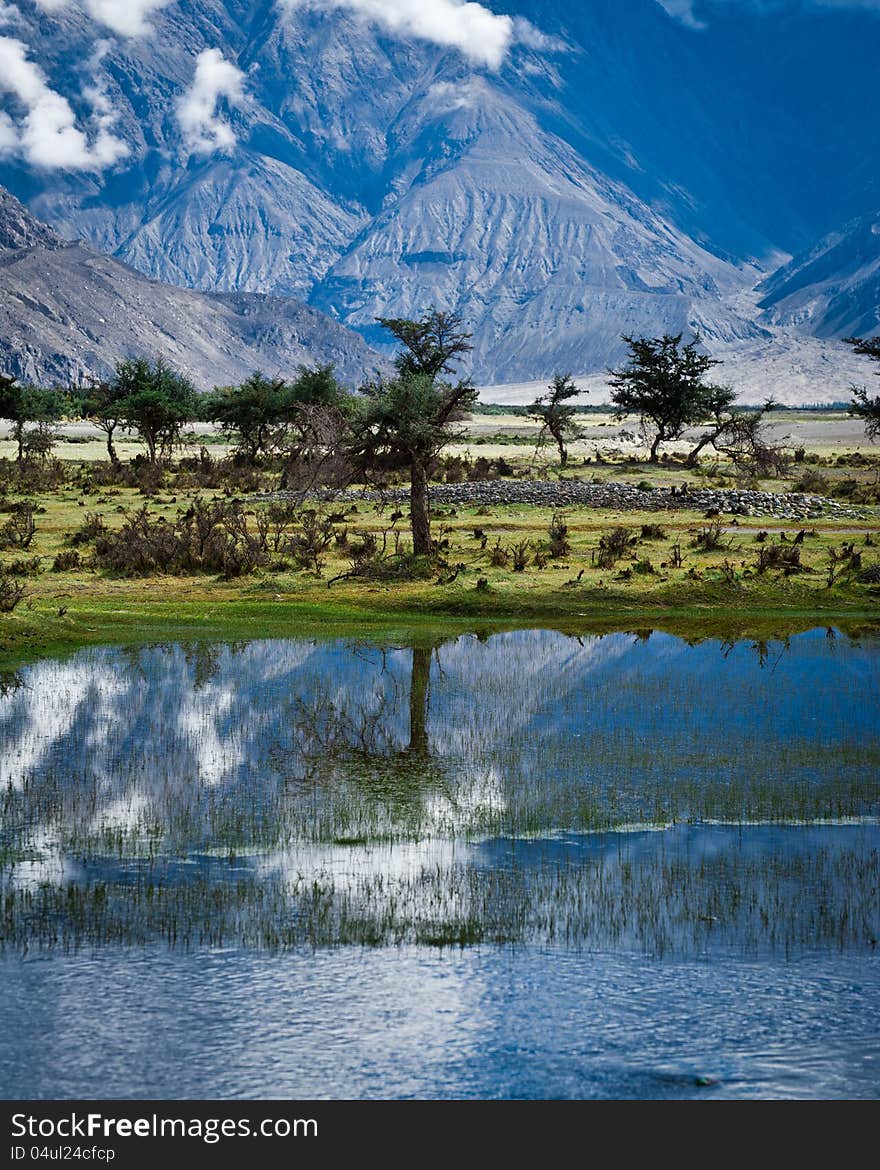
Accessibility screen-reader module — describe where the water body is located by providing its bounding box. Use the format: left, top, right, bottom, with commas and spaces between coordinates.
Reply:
1, 627, 878, 1098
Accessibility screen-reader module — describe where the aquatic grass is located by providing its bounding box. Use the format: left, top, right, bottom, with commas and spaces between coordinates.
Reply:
1, 628, 878, 956
2, 832, 877, 958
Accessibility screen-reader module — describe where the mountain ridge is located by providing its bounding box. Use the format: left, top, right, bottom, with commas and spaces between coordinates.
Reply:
0, 186, 384, 388
0, 0, 877, 392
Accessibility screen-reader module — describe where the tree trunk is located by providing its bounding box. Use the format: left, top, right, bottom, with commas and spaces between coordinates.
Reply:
685, 433, 714, 468
410, 457, 432, 556
106, 423, 119, 466
407, 646, 431, 758
14, 421, 24, 462
649, 432, 663, 463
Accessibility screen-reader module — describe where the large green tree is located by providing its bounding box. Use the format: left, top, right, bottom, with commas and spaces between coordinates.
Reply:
608, 333, 724, 462
0, 374, 66, 461
356, 311, 477, 556
113, 357, 198, 464
846, 336, 880, 440
204, 371, 292, 462
528, 373, 584, 466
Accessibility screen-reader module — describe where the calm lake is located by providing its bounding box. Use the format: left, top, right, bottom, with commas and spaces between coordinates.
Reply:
1, 626, 878, 1098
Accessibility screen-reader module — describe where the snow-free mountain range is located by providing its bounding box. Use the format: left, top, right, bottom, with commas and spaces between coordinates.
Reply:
0, 0, 877, 401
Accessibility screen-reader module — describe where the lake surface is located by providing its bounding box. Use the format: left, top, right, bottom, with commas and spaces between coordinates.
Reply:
1, 626, 878, 1098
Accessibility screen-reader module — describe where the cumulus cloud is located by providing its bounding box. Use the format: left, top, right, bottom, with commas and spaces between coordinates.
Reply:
176, 48, 246, 155
0, 1, 23, 27
0, 34, 128, 169
279, 0, 515, 70
657, 0, 880, 27
33, 0, 172, 37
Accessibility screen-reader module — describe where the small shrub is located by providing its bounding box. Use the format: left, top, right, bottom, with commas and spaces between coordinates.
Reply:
3, 557, 42, 577
692, 520, 726, 552
640, 523, 666, 541
0, 573, 26, 612
489, 540, 510, 568
286, 510, 335, 575
511, 540, 531, 571
94, 501, 269, 579
67, 512, 107, 546
594, 526, 633, 569
52, 550, 82, 572
790, 469, 830, 495
0, 503, 36, 550
756, 544, 803, 574
548, 513, 571, 558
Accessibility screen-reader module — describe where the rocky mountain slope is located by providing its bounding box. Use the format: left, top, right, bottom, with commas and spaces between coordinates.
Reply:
0, 189, 383, 388
758, 212, 880, 342
0, 0, 877, 389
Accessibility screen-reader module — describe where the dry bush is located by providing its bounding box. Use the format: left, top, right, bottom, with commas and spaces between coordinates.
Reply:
0, 573, 26, 613
489, 539, 510, 568
94, 501, 269, 579
692, 520, 727, 553
756, 543, 803, 574
52, 550, 81, 572
548, 513, 571, 558
594, 526, 634, 569
3, 557, 42, 577
0, 503, 36, 550
67, 512, 107, 546
512, 540, 531, 571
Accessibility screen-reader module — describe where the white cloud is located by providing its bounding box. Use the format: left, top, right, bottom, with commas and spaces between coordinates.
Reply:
280, 0, 515, 70
511, 16, 568, 53
0, 109, 17, 154
427, 78, 489, 111
657, 0, 880, 26
33, 0, 172, 37
176, 48, 246, 156
0, 1, 23, 27
0, 34, 128, 169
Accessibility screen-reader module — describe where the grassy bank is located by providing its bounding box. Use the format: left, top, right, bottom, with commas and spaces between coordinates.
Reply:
3, 575, 879, 670
1, 445, 878, 664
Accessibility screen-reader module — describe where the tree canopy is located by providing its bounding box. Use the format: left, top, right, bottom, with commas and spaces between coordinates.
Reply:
0, 374, 67, 461
528, 373, 584, 465
112, 357, 198, 464
845, 336, 880, 441
608, 333, 731, 462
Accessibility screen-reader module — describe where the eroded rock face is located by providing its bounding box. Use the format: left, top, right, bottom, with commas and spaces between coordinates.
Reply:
1, 1, 876, 388
0, 189, 62, 255
0, 187, 384, 389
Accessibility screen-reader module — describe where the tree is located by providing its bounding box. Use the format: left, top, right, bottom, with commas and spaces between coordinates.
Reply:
706, 398, 786, 477
204, 371, 292, 462
845, 336, 880, 440
355, 311, 477, 557
81, 378, 130, 465
681, 385, 783, 471
0, 374, 66, 461
113, 357, 198, 464
607, 333, 722, 462
528, 374, 584, 466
